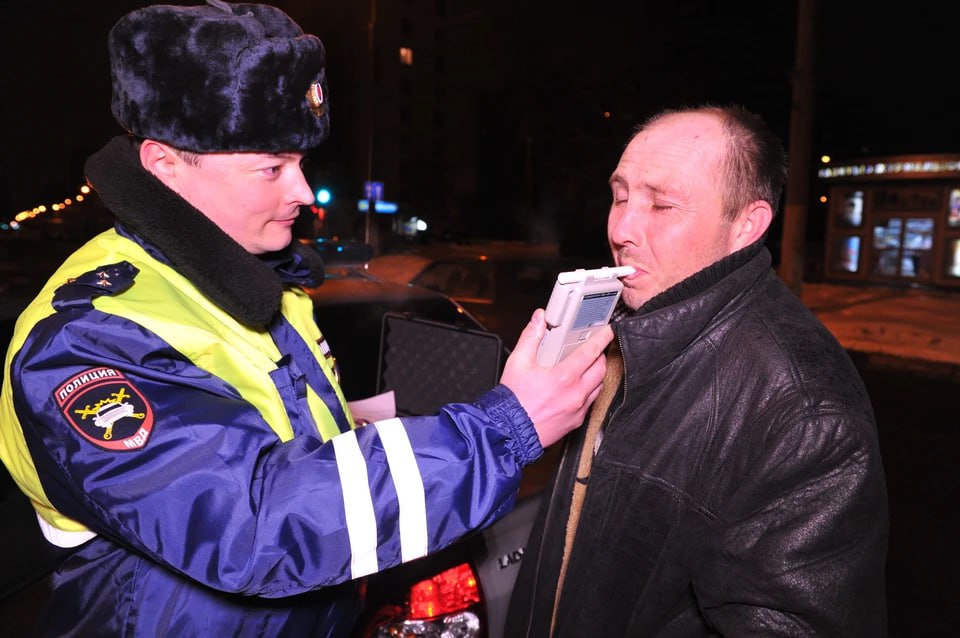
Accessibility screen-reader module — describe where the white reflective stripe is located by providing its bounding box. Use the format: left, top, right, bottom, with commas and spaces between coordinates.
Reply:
375, 418, 428, 562
332, 430, 379, 578
36, 514, 98, 548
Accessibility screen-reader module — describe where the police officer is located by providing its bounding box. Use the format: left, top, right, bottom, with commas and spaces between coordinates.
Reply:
0, 2, 611, 635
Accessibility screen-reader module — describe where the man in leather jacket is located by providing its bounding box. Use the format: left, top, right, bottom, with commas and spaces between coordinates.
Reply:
506, 105, 889, 637
0, 2, 611, 635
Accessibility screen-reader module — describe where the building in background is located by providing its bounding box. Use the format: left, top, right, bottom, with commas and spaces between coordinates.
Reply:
295, 0, 497, 250
819, 155, 960, 289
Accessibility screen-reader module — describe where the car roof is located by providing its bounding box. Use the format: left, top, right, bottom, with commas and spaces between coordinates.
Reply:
362, 254, 434, 285
307, 274, 446, 306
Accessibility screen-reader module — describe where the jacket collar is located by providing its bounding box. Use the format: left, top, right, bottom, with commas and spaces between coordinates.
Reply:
84, 136, 325, 327
613, 243, 772, 377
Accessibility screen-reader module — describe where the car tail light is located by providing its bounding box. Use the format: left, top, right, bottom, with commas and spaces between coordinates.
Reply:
362, 562, 484, 638
409, 563, 480, 618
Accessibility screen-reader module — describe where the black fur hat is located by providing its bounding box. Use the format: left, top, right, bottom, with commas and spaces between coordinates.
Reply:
109, 0, 329, 152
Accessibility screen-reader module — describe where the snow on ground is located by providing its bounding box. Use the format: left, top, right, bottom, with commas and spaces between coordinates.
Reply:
801, 282, 960, 367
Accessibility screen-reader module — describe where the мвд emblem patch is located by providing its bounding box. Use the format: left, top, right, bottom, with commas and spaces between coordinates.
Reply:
55, 367, 155, 451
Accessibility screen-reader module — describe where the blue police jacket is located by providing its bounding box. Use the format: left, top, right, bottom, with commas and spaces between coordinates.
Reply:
0, 137, 541, 637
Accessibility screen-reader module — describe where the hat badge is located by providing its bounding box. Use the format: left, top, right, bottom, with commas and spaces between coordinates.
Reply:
306, 82, 325, 118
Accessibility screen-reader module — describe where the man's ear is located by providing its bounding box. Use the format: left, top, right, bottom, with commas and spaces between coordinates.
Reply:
730, 200, 773, 251
139, 139, 178, 180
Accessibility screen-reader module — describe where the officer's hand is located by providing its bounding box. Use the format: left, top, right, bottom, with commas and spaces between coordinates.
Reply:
499, 309, 612, 448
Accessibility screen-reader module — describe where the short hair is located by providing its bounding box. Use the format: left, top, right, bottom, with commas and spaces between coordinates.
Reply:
172, 148, 204, 167
132, 137, 204, 167
635, 105, 788, 221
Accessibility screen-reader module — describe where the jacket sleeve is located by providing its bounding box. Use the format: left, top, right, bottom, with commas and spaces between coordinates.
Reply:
694, 411, 889, 637
11, 310, 542, 598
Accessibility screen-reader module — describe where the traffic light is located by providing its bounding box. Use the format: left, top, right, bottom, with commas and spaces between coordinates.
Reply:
315, 188, 332, 205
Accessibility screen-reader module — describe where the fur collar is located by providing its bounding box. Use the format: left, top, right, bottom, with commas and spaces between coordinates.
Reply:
84, 135, 325, 328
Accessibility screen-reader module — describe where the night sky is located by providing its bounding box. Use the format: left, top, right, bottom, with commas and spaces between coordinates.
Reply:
2, 1, 958, 234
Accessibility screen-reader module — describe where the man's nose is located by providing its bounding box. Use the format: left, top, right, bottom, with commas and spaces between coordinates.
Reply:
609, 208, 639, 246
290, 168, 316, 206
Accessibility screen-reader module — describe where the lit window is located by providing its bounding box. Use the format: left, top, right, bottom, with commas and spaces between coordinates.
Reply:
399, 47, 414, 66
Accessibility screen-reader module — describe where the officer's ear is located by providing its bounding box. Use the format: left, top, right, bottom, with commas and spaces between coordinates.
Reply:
139, 139, 178, 180
729, 199, 773, 252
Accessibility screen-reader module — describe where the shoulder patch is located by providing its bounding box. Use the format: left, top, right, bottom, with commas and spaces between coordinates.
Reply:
55, 367, 155, 451
52, 261, 139, 312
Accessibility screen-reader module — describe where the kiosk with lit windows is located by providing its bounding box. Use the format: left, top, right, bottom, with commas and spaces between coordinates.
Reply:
819, 154, 960, 288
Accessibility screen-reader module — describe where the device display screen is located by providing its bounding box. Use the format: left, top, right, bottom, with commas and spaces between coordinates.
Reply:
572, 291, 619, 329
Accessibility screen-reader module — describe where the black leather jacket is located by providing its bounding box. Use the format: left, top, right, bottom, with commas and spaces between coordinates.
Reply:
507, 245, 888, 637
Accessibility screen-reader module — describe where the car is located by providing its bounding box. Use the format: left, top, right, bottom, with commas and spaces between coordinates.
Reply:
0, 255, 545, 638
364, 241, 612, 348
307, 263, 490, 400
308, 263, 546, 638
350, 490, 544, 638
307, 237, 375, 266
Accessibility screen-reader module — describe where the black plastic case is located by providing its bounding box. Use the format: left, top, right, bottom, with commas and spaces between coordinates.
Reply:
377, 312, 504, 416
